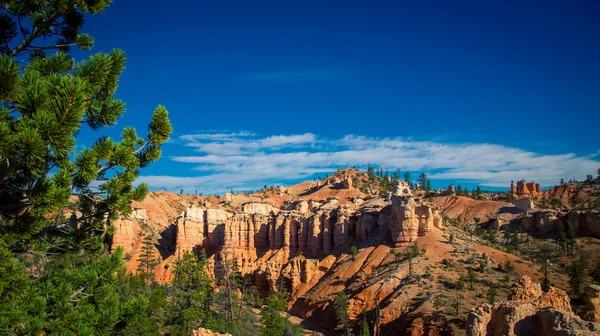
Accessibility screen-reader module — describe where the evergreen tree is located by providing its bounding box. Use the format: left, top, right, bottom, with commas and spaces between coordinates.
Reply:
350, 245, 358, 260
393, 168, 401, 181
0, 1, 172, 251
403, 172, 412, 188
367, 163, 374, 181
537, 240, 554, 292
0, 2, 172, 334
487, 282, 498, 304
457, 275, 465, 290
568, 249, 588, 299
260, 290, 302, 336
450, 293, 462, 317
168, 250, 217, 336
456, 185, 463, 196
419, 173, 428, 191
137, 235, 158, 286
426, 179, 432, 193
333, 291, 352, 336
360, 320, 371, 336
467, 267, 477, 290
404, 242, 420, 278
474, 186, 482, 200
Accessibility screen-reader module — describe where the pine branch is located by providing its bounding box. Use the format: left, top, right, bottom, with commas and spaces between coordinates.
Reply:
10, 11, 64, 56
28, 43, 77, 51
69, 285, 89, 301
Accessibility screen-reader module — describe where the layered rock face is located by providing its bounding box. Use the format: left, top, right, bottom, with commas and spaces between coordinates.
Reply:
511, 179, 541, 197
518, 209, 600, 238
467, 276, 600, 336
389, 183, 442, 246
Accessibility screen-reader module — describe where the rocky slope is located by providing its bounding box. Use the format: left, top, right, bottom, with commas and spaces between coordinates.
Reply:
467, 276, 600, 336
107, 169, 600, 335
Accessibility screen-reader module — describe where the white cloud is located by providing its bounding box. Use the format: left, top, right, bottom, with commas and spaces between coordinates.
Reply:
138, 132, 600, 194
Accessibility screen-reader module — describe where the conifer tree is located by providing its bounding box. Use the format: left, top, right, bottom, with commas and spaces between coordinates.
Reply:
333, 291, 352, 336
0, 1, 172, 251
467, 267, 477, 290
0, 2, 172, 334
137, 235, 158, 286
404, 242, 420, 278
419, 173, 427, 191
403, 172, 412, 189
169, 250, 216, 335
260, 290, 302, 336
487, 282, 498, 304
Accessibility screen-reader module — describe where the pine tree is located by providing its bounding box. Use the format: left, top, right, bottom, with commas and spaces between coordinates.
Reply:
568, 248, 589, 299
260, 290, 302, 336
419, 173, 428, 191
169, 250, 216, 335
487, 282, 498, 304
333, 291, 352, 336
403, 172, 412, 188
404, 242, 420, 278
0, 3, 172, 334
475, 186, 482, 200
360, 320, 370, 336
456, 185, 463, 196
350, 245, 358, 260
0, 1, 172, 251
467, 267, 477, 290
137, 235, 158, 286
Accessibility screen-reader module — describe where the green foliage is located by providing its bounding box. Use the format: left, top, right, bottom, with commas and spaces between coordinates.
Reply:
487, 282, 498, 304
450, 293, 462, 316
448, 233, 454, 244
0, 2, 172, 251
168, 251, 219, 336
350, 245, 358, 259
0, 3, 174, 335
360, 320, 370, 336
403, 242, 420, 278
467, 267, 477, 290
503, 258, 515, 275
403, 172, 412, 189
457, 275, 465, 290
333, 291, 352, 336
260, 290, 302, 336
137, 235, 158, 286
568, 250, 588, 299
0, 247, 164, 335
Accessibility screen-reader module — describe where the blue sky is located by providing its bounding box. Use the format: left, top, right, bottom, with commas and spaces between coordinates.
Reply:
75, 0, 599, 194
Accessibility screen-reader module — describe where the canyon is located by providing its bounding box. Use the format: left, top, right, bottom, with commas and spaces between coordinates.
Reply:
108, 169, 600, 335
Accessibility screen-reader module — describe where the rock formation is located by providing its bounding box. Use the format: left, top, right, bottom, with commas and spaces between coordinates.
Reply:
582, 285, 600, 323
388, 182, 442, 246
467, 276, 599, 336
512, 179, 541, 197
517, 209, 600, 238
341, 175, 353, 189
191, 328, 231, 336
515, 198, 534, 211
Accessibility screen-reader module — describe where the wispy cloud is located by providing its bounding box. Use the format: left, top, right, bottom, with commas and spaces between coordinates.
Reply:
138, 132, 600, 194
243, 69, 343, 82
